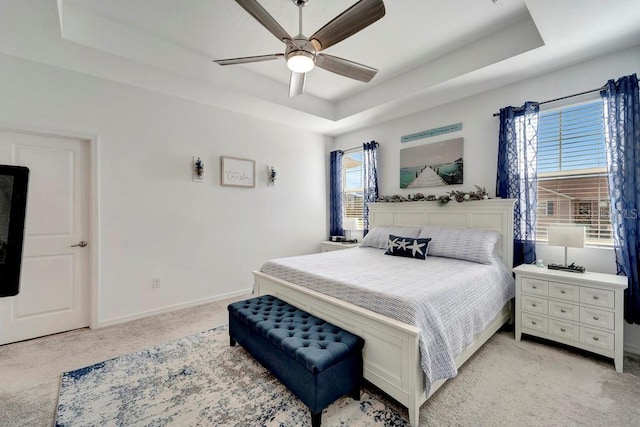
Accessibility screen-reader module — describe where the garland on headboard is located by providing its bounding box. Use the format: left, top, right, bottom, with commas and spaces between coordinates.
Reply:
377, 185, 489, 205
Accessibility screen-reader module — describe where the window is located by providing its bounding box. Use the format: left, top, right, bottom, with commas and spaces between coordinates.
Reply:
343, 149, 364, 229
537, 201, 554, 217
536, 100, 611, 244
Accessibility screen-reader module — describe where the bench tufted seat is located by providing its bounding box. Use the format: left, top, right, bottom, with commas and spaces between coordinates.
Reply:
228, 295, 364, 427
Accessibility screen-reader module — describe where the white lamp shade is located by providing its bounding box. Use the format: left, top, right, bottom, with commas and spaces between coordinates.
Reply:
343, 218, 358, 231
547, 226, 585, 248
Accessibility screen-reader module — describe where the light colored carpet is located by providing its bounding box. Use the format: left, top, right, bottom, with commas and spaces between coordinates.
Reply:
420, 333, 640, 426
2, 294, 639, 426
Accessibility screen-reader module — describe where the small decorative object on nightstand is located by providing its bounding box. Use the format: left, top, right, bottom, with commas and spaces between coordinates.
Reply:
320, 241, 359, 253
513, 264, 628, 372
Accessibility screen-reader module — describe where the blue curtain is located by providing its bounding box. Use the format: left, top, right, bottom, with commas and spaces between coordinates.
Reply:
496, 101, 539, 266
601, 73, 640, 324
329, 150, 344, 237
362, 141, 379, 236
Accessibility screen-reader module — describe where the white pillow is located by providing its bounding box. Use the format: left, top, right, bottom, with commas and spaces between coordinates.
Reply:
360, 226, 422, 249
417, 226, 500, 264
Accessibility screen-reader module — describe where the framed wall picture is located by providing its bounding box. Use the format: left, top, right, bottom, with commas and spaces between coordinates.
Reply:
400, 137, 463, 188
220, 156, 255, 188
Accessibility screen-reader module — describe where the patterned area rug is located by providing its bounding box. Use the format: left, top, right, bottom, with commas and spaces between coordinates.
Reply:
55, 326, 408, 426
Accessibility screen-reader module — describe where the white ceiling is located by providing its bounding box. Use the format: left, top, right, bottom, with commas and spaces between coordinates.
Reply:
65, 0, 530, 101
49, 0, 640, 134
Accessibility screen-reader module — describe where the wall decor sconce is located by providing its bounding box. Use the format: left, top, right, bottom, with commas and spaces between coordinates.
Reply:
268, 166, 277, 186
193, 156, 204, 182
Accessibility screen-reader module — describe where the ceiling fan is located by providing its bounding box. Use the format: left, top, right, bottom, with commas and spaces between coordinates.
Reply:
214, 0, 386, 97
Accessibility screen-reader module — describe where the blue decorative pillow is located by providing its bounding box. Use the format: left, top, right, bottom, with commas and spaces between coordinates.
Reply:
384, 235, 432, 260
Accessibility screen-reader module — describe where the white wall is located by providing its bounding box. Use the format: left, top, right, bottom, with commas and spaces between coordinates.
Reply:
0, 53, 330, 325
333, 45, 640, 354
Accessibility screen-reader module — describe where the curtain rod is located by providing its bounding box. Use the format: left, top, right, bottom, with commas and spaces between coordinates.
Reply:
342, 141, 379, 152
491, 77, 640, 117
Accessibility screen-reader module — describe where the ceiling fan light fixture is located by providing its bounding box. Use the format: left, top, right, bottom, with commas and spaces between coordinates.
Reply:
286, 51, 315, 73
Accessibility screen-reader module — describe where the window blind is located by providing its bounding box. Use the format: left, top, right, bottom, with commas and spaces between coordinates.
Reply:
536, 100, 612, 244
343, 149, 364, 228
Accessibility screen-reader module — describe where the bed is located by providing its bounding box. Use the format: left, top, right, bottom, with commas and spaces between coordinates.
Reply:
253, 199, 515, 426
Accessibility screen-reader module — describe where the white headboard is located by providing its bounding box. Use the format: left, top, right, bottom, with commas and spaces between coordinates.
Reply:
368, 199, 516, 268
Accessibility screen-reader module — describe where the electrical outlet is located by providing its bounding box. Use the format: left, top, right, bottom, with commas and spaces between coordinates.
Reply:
152, 277, 161, 288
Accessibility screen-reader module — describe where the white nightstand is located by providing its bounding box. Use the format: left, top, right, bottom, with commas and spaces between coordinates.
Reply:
513, 264, 628, 372
320, 241, 359, 252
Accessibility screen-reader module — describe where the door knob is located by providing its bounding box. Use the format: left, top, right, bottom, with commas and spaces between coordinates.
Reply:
71, 241, 88, 248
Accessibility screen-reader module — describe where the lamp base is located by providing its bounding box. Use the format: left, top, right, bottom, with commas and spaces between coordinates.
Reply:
547, 263, 585, 273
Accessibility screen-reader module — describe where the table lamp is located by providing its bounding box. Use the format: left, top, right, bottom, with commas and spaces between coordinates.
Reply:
547, 225, 585, 267
343, 218, 358, 242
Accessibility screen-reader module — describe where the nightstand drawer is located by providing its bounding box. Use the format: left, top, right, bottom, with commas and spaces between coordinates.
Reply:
549, 300, 579, 321
521, 312, 548, 333
549, 281, 579, 302
580, 287, 615, 309
580, 306, 614, 330
521, 295, 548, 315
521, 277, 548, 296
550, 319, 580, 341
580, 327, 614, 351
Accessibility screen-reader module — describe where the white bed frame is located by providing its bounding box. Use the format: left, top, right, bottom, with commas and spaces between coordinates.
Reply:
253, 199, 515, 426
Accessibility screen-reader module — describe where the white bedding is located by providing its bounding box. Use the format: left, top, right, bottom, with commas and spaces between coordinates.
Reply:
259, 247, 515, 391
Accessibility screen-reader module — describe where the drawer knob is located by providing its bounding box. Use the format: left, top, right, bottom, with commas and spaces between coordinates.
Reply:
560, 290, 566, 294
531, 321, 537, 325
593, 316, 600, 321
593, 295, 600, 300
560, 328, 566, 332
560, 309, 566, 313
532, 285, 537, 289
593, 336, 600, 341
532, 303, 537, 307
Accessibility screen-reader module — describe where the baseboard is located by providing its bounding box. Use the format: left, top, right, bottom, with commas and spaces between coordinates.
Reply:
624, 342, 640, 356
96, 288, 253, 328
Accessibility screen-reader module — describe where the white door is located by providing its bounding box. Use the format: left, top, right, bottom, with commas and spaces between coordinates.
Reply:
0, 130, 90, 344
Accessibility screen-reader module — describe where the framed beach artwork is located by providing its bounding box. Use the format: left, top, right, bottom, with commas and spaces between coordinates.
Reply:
400, 137, 463, 188
220, 156, 255, 188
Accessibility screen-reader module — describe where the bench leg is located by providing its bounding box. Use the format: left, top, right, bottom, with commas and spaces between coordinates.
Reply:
311, 411, 321, 427
349, 386, 360, 401
229, 337, 236, 347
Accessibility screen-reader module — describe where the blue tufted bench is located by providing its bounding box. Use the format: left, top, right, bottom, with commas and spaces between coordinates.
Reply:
228, 295, 364, 427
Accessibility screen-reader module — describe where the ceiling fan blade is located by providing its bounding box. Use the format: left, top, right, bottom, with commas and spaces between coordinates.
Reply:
289, 72, 306, 97
214, 53, 284, 66
315, 53, 378, 82
235, 0, 291, 42
309, 0, 385, 52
